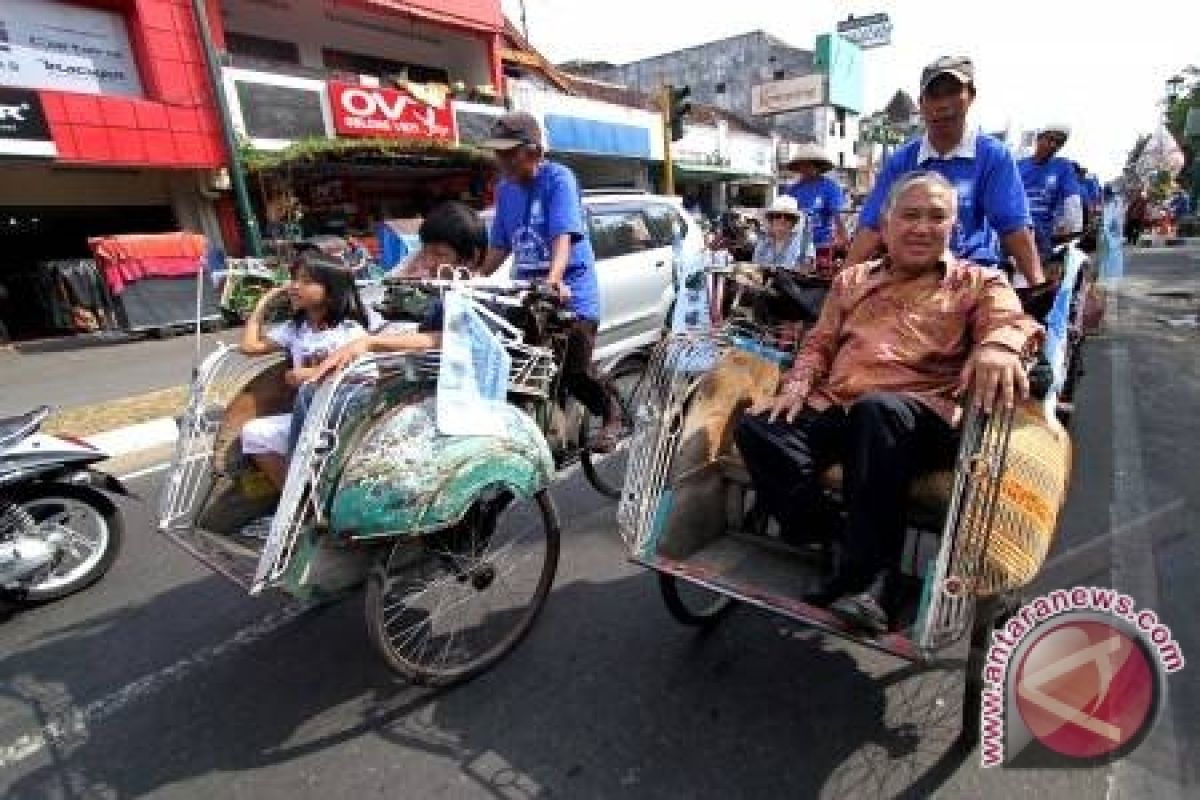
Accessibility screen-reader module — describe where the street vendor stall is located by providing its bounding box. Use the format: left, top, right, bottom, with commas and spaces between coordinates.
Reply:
88, 233, 222, 335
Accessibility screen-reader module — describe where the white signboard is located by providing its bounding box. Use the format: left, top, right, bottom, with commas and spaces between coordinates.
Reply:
752, 75, 825, 116
836, 13, 893, 49
0, 0, 144, 97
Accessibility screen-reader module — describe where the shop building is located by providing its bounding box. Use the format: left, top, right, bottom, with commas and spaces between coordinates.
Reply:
0, 0, 228, 340
209, 0, 507, 247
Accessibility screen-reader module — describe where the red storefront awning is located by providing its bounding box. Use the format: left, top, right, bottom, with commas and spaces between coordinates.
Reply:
347, 0, 503, 35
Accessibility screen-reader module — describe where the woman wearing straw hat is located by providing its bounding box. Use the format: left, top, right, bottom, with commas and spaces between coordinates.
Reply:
783, 143, 849, 251
752, 195, 812, 269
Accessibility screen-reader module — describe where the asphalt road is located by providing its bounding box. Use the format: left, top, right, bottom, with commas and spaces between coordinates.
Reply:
0, 330, 236, 418
1, 248, 1197, 799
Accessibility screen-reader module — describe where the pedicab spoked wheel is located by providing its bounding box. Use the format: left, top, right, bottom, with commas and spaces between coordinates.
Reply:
365, 487, 561, 686
658, 574, 735, 628
580, 355, 647, 500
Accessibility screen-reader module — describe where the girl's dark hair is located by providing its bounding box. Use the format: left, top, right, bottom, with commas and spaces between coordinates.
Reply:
292, 251, 368, 328
419, 201, 487, 266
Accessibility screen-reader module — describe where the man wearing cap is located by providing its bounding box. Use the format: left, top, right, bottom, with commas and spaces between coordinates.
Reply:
1018, 126, 1083, 263
783, 144, 849, 250
847, 56, 1046, 290
479, 111, 622, 450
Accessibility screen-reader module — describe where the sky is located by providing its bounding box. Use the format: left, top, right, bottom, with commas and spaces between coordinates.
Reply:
500, 0, 1200, 180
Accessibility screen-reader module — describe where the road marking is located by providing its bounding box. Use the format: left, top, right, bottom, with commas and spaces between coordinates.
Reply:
1107, 343, 1184, 799
0, 603, 307, 772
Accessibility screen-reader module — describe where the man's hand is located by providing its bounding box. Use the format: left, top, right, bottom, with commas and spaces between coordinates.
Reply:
548, 279, 572, 303
1016, 280, 1060, 321
310, 337, 372, 384
957, 343, 1029, 414
748, 375, 811, 423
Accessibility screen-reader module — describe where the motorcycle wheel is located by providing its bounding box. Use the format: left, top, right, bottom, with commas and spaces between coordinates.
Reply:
3, 484, 123, 602
580, 355, 648, 500
364, 486, 560, 686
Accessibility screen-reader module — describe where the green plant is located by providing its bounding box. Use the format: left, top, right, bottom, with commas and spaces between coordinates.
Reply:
241, 136, 495, 173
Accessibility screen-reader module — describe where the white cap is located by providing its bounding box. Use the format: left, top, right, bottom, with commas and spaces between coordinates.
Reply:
766, 195, 802, 218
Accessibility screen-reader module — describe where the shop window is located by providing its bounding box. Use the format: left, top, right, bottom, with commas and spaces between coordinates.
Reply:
322, 48, 448, 85
589, 208, 656, 260
225, 32, 300, 67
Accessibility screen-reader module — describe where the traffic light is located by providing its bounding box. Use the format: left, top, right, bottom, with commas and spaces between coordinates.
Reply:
668, 85, 692, 141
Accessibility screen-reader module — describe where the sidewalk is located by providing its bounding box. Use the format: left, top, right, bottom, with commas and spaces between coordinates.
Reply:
0, 329, 237, 467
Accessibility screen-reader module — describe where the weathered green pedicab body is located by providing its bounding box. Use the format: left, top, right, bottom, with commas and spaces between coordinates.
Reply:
330, 397, 555, 539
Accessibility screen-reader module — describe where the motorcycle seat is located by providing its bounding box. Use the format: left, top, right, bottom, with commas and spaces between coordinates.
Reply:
0, 405, 51, 450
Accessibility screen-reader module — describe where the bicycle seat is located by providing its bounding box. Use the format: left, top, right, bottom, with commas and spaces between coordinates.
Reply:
0, 405, 51, 450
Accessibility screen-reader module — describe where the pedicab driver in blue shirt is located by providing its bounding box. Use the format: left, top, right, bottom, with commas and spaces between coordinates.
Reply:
478, 111, 622, 451
783, 143, 849, 250
1018, 125, 1083, 264
846, 56, 1048, 294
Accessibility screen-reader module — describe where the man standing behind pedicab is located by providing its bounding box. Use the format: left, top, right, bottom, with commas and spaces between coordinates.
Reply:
845, 57, 1048, 300
734, 171, 1042, 634
783, 143, 849, 262
1018, 125, 1084, 263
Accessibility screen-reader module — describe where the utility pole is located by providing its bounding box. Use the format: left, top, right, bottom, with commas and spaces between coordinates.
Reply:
660, 86, 675, 197
191, 0, 263, 256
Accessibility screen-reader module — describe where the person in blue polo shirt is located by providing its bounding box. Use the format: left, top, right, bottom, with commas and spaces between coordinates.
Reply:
847, 56, 1046, 288
1018, 125, 1083, 263
783, 143, 848, 249
478, 111, 621, 451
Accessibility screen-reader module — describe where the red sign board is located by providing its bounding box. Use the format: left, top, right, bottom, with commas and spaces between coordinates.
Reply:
328, 82, 457, 141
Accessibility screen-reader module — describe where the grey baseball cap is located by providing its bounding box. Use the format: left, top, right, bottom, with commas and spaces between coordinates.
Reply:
480, 111, 544, 150
920, 56, 975, 94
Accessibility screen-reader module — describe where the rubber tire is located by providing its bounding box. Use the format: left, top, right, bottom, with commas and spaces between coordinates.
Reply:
12, 483, 123, 603
580, 355, 648, 499
363, 488, 561, 687
658, 573, 735, 628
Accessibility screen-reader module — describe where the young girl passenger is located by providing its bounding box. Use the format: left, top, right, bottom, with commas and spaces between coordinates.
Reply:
309, 201, 487, 381
239, 254, 368, 490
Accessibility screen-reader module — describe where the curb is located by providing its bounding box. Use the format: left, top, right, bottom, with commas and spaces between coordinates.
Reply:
1138, 236, 1200, 248
85, 416, 178, 459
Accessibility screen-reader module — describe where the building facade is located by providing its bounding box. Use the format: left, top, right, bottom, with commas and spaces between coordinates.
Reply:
565, 30, 862, 191
0, 0, 230, 339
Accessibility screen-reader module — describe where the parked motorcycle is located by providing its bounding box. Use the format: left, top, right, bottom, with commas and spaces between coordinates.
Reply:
0, 406, 127, 604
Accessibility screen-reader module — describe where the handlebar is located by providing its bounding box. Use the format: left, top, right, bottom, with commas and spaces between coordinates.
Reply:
381, 276, 576, 325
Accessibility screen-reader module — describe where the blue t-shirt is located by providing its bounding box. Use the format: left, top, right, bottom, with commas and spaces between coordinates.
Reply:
860, 133, 1030, 265
1018, 156, 1081, 258
784, 176, 846, 246
489, 161, 601, 321
1081, 176, 1102, 209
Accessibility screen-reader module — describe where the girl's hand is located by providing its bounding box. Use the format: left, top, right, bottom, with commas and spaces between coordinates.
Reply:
310, 337, 372, 383
284, 367, 311, 389
255, 285, 289, 314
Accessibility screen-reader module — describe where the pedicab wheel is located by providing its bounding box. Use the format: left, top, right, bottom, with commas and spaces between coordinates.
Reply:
658, 574, 735, 628
581, 355, 647, 500
364, 487, 560, 687
959, 591, 1022, 748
